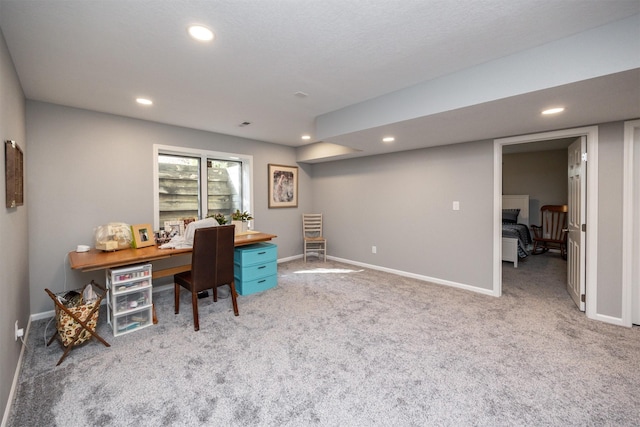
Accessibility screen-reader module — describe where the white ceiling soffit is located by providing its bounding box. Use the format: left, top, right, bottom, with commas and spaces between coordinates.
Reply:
305, 68, 640, 163
0, 1, 638, 163
308, 15, 640, 163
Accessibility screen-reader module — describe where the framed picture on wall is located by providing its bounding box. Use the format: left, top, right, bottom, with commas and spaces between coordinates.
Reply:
131, 224, 155, 248
5, 140, 24, 208
268, 164, 298, 208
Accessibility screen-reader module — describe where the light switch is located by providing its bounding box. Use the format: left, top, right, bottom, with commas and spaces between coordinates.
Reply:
453, 201, 460, 211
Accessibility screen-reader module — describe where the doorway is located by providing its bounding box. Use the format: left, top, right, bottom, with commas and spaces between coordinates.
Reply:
501, 139, 571, 300
493, 126, 599, 321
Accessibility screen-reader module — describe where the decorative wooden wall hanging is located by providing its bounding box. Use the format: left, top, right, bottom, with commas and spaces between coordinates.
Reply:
5, 140, 24, 208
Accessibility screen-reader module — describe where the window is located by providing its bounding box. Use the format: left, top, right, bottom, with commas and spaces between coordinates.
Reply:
153, 145, 253, 230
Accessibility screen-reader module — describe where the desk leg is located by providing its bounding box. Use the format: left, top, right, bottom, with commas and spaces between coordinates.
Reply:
152, 303, 158, 324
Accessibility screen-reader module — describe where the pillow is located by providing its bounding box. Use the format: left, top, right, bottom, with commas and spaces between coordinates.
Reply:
502, 208, 520, 224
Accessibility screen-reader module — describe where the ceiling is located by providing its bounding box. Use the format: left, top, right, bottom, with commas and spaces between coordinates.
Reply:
1, 1, 639, 162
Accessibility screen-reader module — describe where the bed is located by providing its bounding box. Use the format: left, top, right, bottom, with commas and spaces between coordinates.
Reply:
502, 195, 532, 268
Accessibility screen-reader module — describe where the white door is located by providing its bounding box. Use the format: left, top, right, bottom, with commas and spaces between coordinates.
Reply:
567, 137, 586, 311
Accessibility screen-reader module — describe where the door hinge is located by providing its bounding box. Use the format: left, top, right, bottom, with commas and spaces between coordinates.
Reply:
581, 294, 586, 303
581, 223, 586, 232
582, 153, 588, 162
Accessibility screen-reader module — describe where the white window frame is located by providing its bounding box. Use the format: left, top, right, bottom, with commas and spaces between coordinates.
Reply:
153, 144, 254, 230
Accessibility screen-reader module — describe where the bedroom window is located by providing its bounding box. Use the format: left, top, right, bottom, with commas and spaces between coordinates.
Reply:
153, 145, 253, 231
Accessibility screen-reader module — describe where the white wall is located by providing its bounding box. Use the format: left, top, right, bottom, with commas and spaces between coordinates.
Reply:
0, 28, 27, 422
312, 140, 495, 291
597, 122, 625, 318
312, 120, 632, 322
18, 93, 639, 327
26, 101, 310, 314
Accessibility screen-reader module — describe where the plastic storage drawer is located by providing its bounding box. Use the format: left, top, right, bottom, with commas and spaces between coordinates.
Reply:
234, 243, 277, 296
106, 263, 153, 336
234, 243, 277, 266
114, 288, 151, 313
234, 261, 277, 281
114, 306, 153, 336
237, 274, 277, 296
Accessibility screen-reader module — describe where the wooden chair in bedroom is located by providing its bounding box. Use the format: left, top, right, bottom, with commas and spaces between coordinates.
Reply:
530, 205, 568, 259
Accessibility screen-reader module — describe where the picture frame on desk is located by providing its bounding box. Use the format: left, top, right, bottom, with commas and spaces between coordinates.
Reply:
268, 164, 298, 208
164, 220, 185, 238
131, 224, 155, 248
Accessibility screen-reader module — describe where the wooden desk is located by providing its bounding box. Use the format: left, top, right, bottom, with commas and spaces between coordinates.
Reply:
69, 231, 277, 279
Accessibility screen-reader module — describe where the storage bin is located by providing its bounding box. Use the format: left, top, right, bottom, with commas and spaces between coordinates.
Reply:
114, 306, 153, 335
106, 263, 153, 336
234, 261, 277, 281
234, 243, 277, 266
234, 243, 277, 296
237, 274, 277, 296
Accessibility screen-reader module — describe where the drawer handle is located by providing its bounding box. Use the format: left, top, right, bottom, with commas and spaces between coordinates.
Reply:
258, 251, 266, 255
258, 279, 266, 283
258, 265, 266, 269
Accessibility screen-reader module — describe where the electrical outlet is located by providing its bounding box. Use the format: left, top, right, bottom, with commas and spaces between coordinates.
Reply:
372, 246, 377, 254
15, 320, 24, 341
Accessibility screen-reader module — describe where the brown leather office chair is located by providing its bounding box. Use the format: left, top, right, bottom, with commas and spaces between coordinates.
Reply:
174, 225, 239, 331
531, 205, 568, 259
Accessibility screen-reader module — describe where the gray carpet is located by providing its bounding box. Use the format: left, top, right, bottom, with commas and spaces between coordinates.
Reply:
8, 255, 640, 426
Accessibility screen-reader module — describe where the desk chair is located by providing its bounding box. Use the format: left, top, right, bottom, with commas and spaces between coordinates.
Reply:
303, 213, 327, 262
174, 225, 239, 331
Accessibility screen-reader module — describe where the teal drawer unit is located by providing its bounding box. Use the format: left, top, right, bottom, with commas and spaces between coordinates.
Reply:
234, 243, 277, 295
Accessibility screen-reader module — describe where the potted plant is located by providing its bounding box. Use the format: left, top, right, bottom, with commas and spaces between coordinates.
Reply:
207, 213, 228, 225
231, 210, 253, 234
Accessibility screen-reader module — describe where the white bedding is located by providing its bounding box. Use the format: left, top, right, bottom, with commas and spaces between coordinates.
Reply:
502, 195, 530, 267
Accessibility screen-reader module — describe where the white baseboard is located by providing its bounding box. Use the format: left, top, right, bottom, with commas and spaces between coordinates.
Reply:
31, 310, 55, 321
2, 318, 31, 427
326, 255, 496, 297
152, 283, 174, 294
588, 311, 626, 327
278, 254, 302, 263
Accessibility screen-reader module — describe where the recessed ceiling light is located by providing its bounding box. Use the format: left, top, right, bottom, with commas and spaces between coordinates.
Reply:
301, 135, 311, 140
382, 137, 395, 143
136, 98, 153, 106
541, 107, 565, 115
188, 25, 214, 42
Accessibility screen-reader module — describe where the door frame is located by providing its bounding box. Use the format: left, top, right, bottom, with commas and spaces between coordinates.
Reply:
623, 119, 640, 326
493, 126, 598, 321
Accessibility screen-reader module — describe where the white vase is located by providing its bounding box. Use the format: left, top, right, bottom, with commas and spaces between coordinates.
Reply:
231, 220, 247, 234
